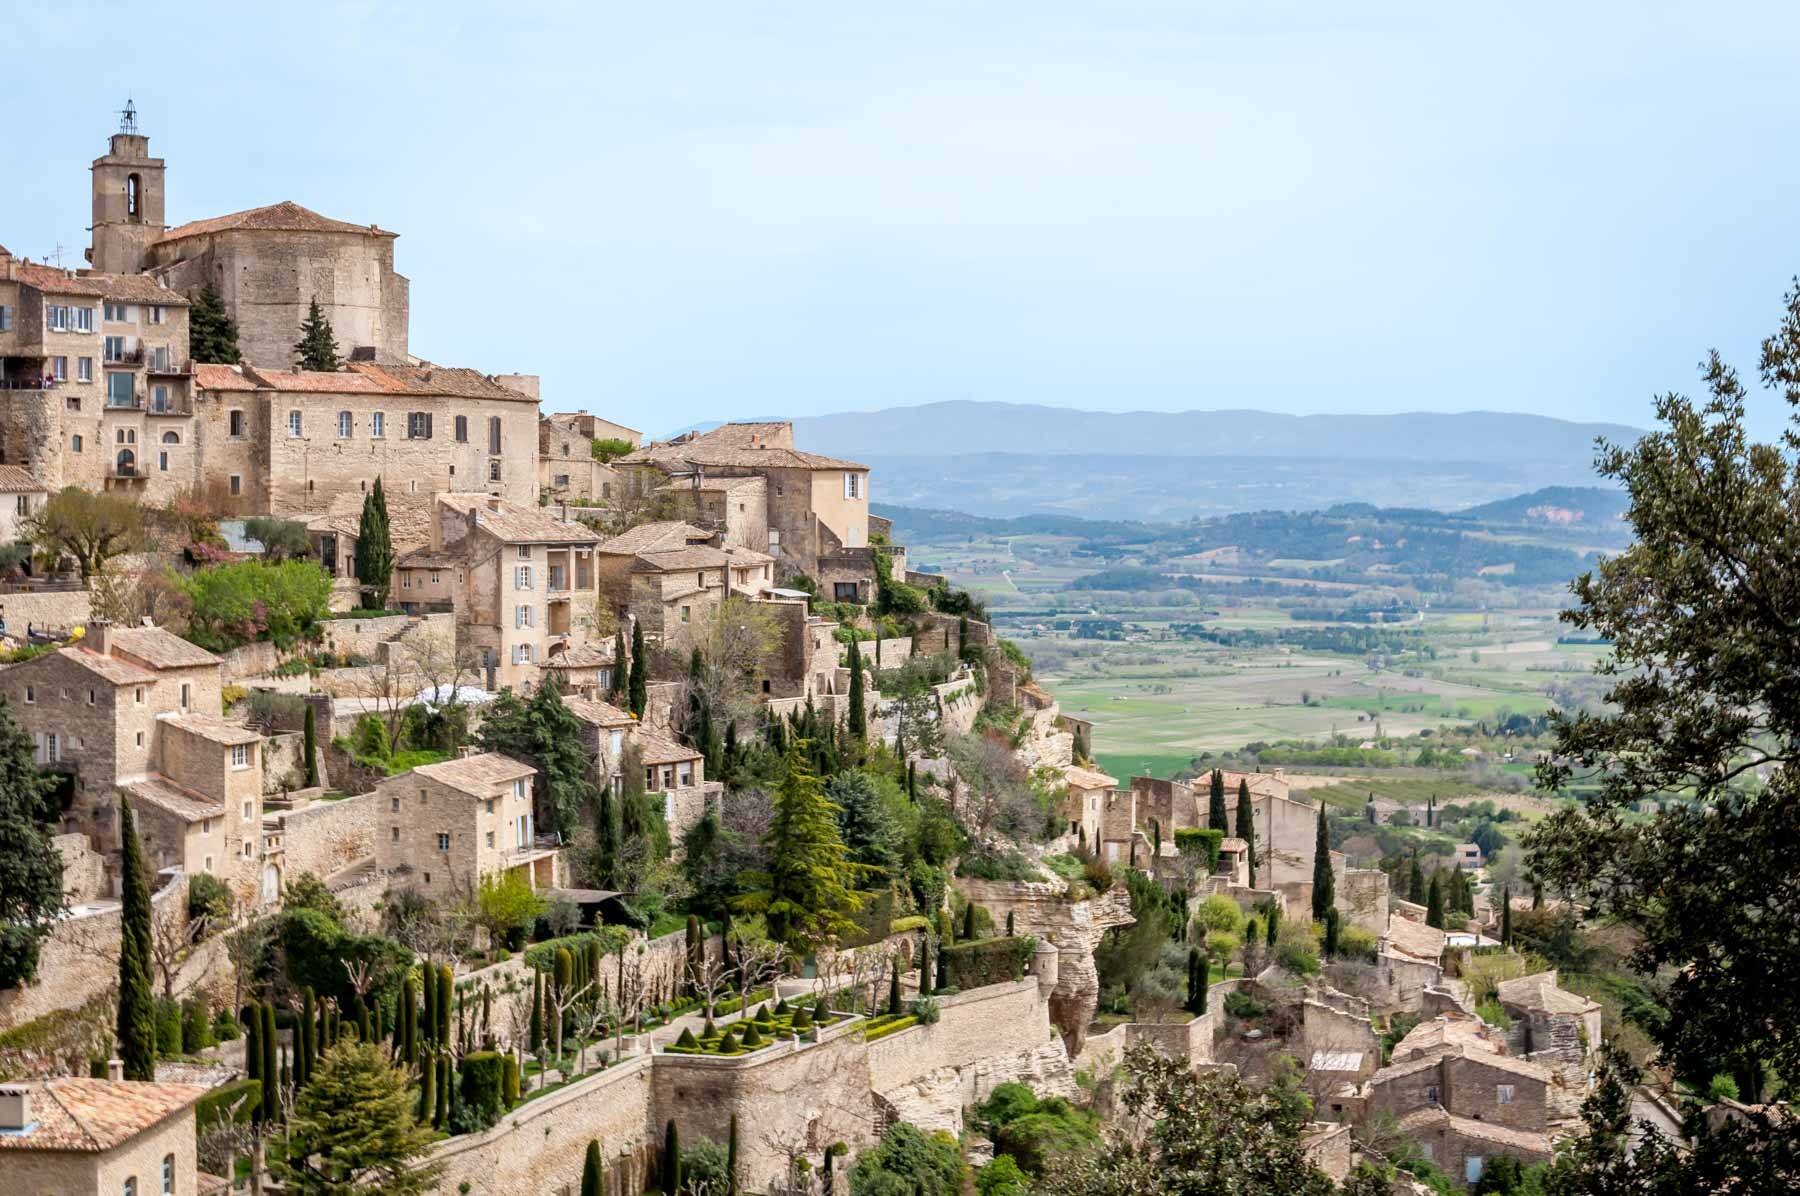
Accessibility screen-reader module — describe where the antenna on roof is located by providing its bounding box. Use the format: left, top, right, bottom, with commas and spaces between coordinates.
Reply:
118, 97, 139, 135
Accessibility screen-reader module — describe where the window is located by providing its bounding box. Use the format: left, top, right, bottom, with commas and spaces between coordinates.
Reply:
243, 800, 253, 820
87, 689, 95, 706
162, 1151, 175, 1193
609, 729, 623, 757
104, 335, 125, 361
231, 743, 249, 768
661, 766, 676, 789
517, 544, 533, 560
514, 778, 527, 800
1465, 1158, 1484, 1184
117, 427, 136, 445
437, 833, 450, 851
768, 528, 780, 553
74, 307, 94, 332
454, 414, 468, 442
680, 604, 691, 624
845, 471, 862, 499
407, 411, 432, 439
52, 356, 69, 382
488, 416, 502, 453
26, 684, 37, 703
243, 840, 254, 858
159, 451, 168, 471
135, 688, 144, 705
371, 411, 385, 438
1496, 1084, 1514, 1105
288, 410, 303, 437
15, 495, 28, 516
136, 731, 144, 747
391, 797, 400, 813
1419, 1143, 1434, 1163
42, 733, 58, 763
47, 305, 68, 332
228, 409, 245, 437
679, 763, 694, 787
229, 475, 241, 496
0, 305, 10, 331
180, 683, 191, 709
337, 410, 352, 437
485, 830, 495, 848
149, 305, 164, 326
489, 459, 502, 482
515, 604, 533, 629
696, 571, 705, 588
123, 1178, 137, 1196
391, 826, 399, 842
514, 565, 533, 590
204, 855, 213, 872
1425, 1085, 1440, 1105
833, 582, 859, 602
77, 356, 93, 382
104, 302, 123, 322
554, 473, 569, 487
419, 788, 427, 803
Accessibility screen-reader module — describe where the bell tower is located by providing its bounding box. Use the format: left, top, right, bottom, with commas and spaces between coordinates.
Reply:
88, 100, 166, 274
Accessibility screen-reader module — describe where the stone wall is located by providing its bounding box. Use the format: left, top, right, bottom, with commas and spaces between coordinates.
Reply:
847, 637, 912, 666
219, 641, 279, 680
1340, 868, 1390, 936
866, 978, 1054, 1095
934, 674, 980, 736
270, 791, 380, 888
54, 833, 106, 903
0, 587, 92, 633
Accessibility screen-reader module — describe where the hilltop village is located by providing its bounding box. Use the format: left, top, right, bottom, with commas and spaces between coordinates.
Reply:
0, 113, 1607, 1196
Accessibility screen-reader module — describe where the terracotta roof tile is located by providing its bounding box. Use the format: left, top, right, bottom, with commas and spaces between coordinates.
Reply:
1062, 764, 1119, 790
411, 752, 535, 796
631, 546, 734, 572
1384, 913, 1447, 963
0, 465, 42, 494
638, 728, 701, 766
434, 496, 601, 545
1395, 1106, 1552, 1154
160, 200, 394, 243
1496, 971, 1597, 1015
48, 647, 160, 687
0, 1078, 204, 1152
541, 644, 614, 669
348, 362, 536, 402
124, 776, 224, 823
192, 364, 259, 391
596, 521, 713, 556
108, 626, 221, 670
12, 262, 189, 305
620, 421, 865, 472
563, 696, 637, 727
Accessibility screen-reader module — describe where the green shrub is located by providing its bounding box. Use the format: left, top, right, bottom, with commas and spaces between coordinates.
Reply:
941, 935, 1035, 991
1475, 999, 1512, 1029
863, 1016, 920, 1042
1171, 828, 1223, 872
522, 927, 632, 972
979, 1083, 1100, 1176
1082, 858, 1114, 894
181, 999, 214, 1053
889, 915, 930, 935
957, 851, 1041, 882
188, 872, 233, 923
155, 998, 183, 1057
456, 1051, 506, 1132
978, 1155, 1031, 1196
1224, 990, 1268, 1020
193, 1077, 260, 1130
178, 558, 333, 652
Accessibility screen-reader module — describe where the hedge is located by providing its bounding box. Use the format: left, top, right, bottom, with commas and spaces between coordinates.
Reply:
194, 1078, 261, 1130
1173, 828, 1223, 873
458, 1051, 506, 1131
888, 915, 930, 936
523, 926, 632, 972
839, 888, 898, 950
940, 935, 1036, 991
863, 1015, 921, 1042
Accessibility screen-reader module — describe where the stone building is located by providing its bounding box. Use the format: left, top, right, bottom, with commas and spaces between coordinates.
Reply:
594, 519, 776, 644
373, 751, 558, 900
1494, 970, 1603, 1103
0, 1073, 206, 1196
1059, 764, 1116, 849
0, 463, 47, 543
394, 494, 602, 692
617, 421, 900, 598
536, 642, 616, 697
538, 411, 641, 503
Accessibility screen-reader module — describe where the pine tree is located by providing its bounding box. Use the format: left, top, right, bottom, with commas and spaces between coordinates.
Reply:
0, 696, 62, 990
628, 621, 648, 718
1500, 884, 1512, 946
354, 478, 394, 610
1235, 778, 1257, 888
302, 704, 319, 788
581, 1139, 604, 1196
1311, 806, 1334, 920
115, 797, 156, 1081
1426, 873, 1446, 930
741, 742, 864, 952
847, 646, 866, 739
1208, 769, 1228, 832
187, 283, 241, 364
663, 1119, 682, 1193
293, 296, 340, 371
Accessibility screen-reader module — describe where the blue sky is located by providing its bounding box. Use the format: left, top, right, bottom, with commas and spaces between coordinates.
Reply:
5, 2, 1798, 439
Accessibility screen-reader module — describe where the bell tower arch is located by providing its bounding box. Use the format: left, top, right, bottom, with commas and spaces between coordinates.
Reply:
89, 99, 166, 274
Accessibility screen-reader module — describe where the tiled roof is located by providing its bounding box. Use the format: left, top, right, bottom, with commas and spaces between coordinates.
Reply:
434, 495, 600, 545
541, 644, 614, 669
1309, 1050, 1366, 1073
241, 365, 392, 393
1384, 913, 1447, 963
160, 200, 394, 243
396, 547, 457, 569
193, 364, 259, 392
348, 363, 536, 402
1369, 1053, 1444, 1086
620, 421, 864, 472
412, 752, 535, 796
159, 712, 261, 746
124, 776, 224, 823
50, 647, 159, 687
108, 626, 221, 670
1452, 1046, 1553, 1082
564, 696, 636, 728
656, 474, 766, 494
596, 521, 713, 556
1062, 764, 1118, 791
12, 262, 189, 304
1395, 1106, 1553, 1154
1390, 1014, 1494, 1062
1496, 971, 1597, 1015
631, 545, 734, 572
0, 1078, 204, 1152
0, 465, 42, 494
639, 728, 701, 766
194, 361, 537, 402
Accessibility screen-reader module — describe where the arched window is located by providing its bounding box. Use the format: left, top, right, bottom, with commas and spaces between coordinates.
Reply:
123, 1178, 137, 1196
160, 430, 180, 444
126, 173, 141, 219
116, 449, 137, 476
162, 1154, 174, 1194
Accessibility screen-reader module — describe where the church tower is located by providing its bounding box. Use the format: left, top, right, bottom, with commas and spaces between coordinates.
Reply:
88, 100, 165, 274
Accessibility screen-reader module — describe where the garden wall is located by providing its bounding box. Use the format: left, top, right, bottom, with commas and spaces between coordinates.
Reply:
847, 637, 912, 666
54, 833, 106, 903
0, 587, 91, 635
269, 792, 380, 889
865, 977, 1054, 1096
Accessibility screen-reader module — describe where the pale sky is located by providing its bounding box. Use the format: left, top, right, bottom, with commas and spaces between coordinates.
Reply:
5, 2, 1798, 439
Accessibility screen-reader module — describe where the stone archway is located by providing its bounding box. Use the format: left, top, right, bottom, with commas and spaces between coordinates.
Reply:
260, 863, 281, 906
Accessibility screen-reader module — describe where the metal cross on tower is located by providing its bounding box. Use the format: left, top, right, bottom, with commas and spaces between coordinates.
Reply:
119, 97, 138, 135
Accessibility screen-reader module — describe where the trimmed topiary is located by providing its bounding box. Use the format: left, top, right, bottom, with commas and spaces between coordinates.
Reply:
738, 1022, 765, 1048
675, 1027, 699, 1049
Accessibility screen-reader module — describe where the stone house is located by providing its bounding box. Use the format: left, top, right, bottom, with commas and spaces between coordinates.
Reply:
1059, 764, 1116, 849
0, 1073, 206, 1196
538, 411, 641, 503
655, 473, 769, 553
616, 421, 900, 597
394, 495, 602, 693
373, 751, 558, 900
536, 642, 617, 698
1495, 970, 1603, 1095
594, 520, 775, 645
1393, 1106, 1552, 1189
0, 463, 47, 543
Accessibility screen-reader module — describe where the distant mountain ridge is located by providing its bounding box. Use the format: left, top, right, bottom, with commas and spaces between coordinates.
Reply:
792, 401, 1641, 463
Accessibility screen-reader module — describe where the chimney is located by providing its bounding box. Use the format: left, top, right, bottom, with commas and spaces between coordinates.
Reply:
0, 1083, 30, 1130
107, 1058, 124, 1082
459, 746, 478, 759
87, 618, 112, 656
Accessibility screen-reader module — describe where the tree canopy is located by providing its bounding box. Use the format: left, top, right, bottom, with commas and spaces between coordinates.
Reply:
737, 742, 864, 952
0, 696, 61, 988
187, 283, 241, 364
272, 1040, 443, 1195
23, 487, 143, 581
354, 478, 393, 611
475, 675, 596, 839
177, 558, 332, 652
293, 297, 340, 372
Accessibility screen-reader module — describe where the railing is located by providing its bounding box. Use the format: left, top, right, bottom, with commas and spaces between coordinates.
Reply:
104, 345, 146, 365
110, 465, 142, 480
144, 396, 192, 415
0, 378, 57, 390
146, 360, 190, 376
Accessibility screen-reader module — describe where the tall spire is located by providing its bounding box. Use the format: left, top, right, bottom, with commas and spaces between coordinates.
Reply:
118, 97, 138, 135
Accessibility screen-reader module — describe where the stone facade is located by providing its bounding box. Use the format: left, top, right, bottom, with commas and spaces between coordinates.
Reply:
372, 752, 555, 900
0, 1076, 203, 1196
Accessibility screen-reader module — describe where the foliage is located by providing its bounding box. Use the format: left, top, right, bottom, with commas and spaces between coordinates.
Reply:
1171, 827, 1222, 872
475, 675, 596, 839
244, 516, 312, 562
293, 296, 340, 372
177, 558, 332, 652
354, 478, 393, 610
978, 1155, 1031, 1196
187, 283, 241, 364
271, 1040, 443, 1195
0, 697, 61, 988
521, 926, 632, 973
476, 871, 548, 945
590, 437, 635, 463
454, 1051, 505, 1133
273, 906, 410, 1013
193, 1077, 260, 1129
1036, 1042, 1334, 1196
980, 1082, 1102, 1176
940, 935, 1035, 990
737, 742, 865, 952
871, 544, 928, 617
1096, 868, 1174, 1000
848, 1122, 967, 1196
1526, 285, 1800, 1109
22, 486, 143, 581
827, 769, 906, 878
115, 799, 156, 1080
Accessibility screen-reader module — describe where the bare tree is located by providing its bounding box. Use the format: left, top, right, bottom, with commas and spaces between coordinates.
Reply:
611, 943, 648, 1061
148, 912, 209, 1001
687, 947, 736, 1022
678, 596, 786, 726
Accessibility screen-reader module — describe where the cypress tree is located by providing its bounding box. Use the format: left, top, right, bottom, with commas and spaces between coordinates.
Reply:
293, 296, 340, 370
887, 959, 902, 1016
1265, 901, 1279, 947
114, 798, 156, 1080
962, 901, 976, 942
582, 1139, 604, 1196
612, 628, 628, 701
418, 1047, 435, 1122
1500, 884, 1513, 945
1236, 778, 1257, 887
529, 971, 543, 1054
187, 283, 241, 364
1426, 874, 1446, 930
1324, 906, 1341, 958
421, 965, 435, 1049
1311, 805, 1335, 920
245, 1001, 261, 1081
354, 476, 394, 610
1208, 769, 1228, 832
596, 783, 619, 889
628, 621, 648, 718
299, 987, 315, 1088
846, 646, 866, 739
1185, 947, 1207, 1015
727, 1113, 740, 1195
919, 943, 934, 997
435, 1056, 450, 1129
260, 1002, 278, 1123
302, 703, 319, 788
906, 760, 916, 800
663, 1119, 682, 1193
1408, 855, 1427, 906
436, 965, 453, 1046
1426, 793, 1435, 829
1532, 879, 1543, 909
936, 941, 950, 993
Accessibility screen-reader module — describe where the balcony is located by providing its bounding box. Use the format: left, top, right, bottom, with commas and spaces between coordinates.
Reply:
146, 358, 191, 377
0, 378, 56, 391
144, 395, 192, 416
103, 345, 145, 366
